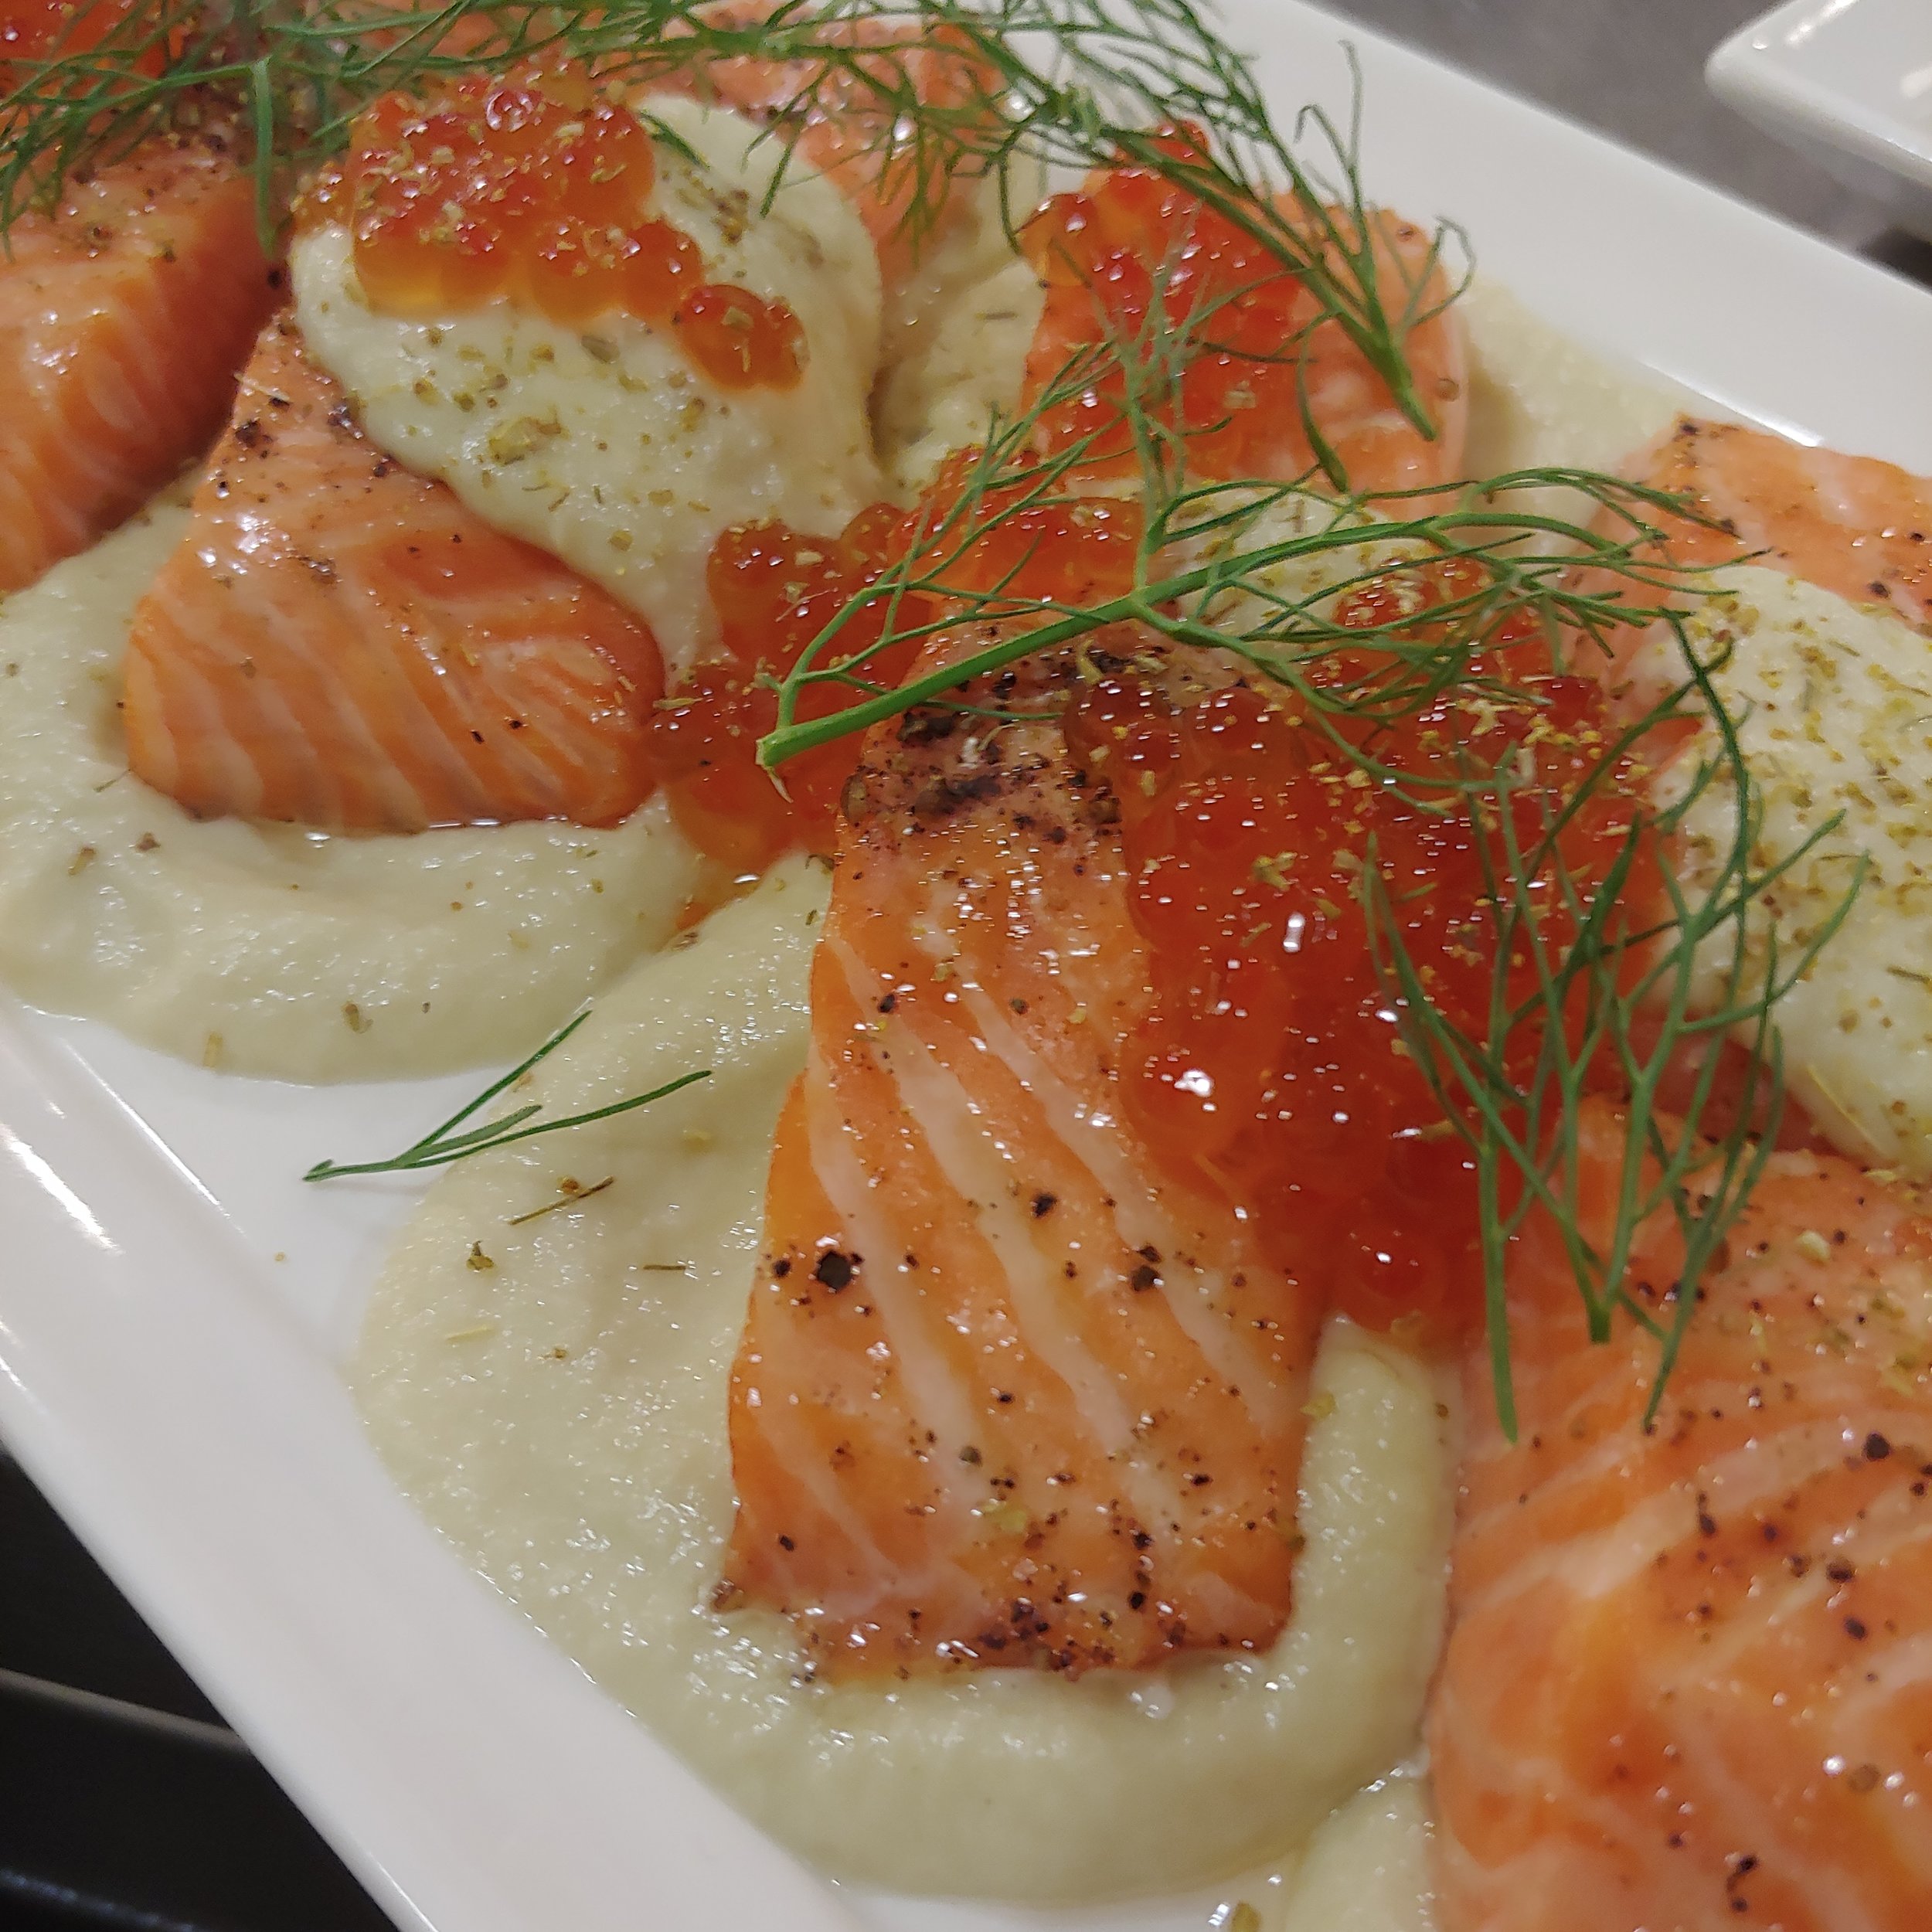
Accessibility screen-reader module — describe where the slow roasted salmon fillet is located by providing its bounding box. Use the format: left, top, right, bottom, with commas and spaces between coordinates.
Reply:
1430, 1098, 1932, 1931
723, 642, 1324, 1677
0, 140, 277, 591
123, 317, 666, 832
1628, 418, 1932, 629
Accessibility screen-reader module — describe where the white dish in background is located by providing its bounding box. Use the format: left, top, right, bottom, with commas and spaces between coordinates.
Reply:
1709, 0, 1932, 239
2, 6, 1930, 1932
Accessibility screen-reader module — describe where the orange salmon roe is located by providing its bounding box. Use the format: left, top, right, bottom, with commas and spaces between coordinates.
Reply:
2, 0, 160, 90
653, 505, 919, 872
4, 0, 128, 57
1022, 124, 1396, 481
342, 67, 804, 391
1063, 576, 1648, 1342
655, 470, 1145, 873
934, 462, 1148, 609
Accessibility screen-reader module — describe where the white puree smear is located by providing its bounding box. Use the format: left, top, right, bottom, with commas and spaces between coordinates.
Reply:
0, 237, 1737, 1912
355, 862, 1458, 1901
292, 96, 884, 678
875, 177, 1047, 495
0, 504, 699, 1080
1461, 277, 1689, 529
351, 289, 1694, 1914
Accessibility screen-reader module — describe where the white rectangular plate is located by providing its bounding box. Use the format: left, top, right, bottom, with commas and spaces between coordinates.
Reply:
1709, 0, 1932, 240
3, 6, 1930, 1930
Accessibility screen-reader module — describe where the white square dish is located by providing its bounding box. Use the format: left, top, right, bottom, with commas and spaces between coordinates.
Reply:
1708, 0, 1932, 239
2, 6, 1931, 1931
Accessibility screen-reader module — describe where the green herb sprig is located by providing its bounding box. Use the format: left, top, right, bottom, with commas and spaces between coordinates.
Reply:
11, 0, 1861, 1427
757, 275, 1709, 775
0, 0, 1458, 447
1362, 658, 1859, 1434
303, 1009, 710, 1180
747, 261, 1856, 1430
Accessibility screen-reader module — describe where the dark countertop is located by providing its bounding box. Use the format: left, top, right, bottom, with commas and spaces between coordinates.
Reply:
3, 5, 1923, 1929
1332, 0, 1930, 284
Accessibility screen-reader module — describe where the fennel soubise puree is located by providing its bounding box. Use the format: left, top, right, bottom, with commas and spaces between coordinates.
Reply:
5, 5, 1932, 1928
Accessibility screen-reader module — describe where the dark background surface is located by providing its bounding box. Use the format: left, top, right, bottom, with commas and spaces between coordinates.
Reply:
2, 2, 1923, 1928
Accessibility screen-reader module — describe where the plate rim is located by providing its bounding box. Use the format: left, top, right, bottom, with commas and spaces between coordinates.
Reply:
1709, 0, 1932, 193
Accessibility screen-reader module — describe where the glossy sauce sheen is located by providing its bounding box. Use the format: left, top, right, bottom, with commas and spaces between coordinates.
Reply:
124, 318, 665, 832
341, 69, 804, 390
0, 139, 278, 591
1431, 1099, 1932, 1932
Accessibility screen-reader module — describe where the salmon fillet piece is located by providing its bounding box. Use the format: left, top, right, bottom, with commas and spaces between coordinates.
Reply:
123, 317, 666, 832
722, 647, 1322, 1678
1430, 1097, 1932, 1931
0, 139, 278, 592
1631, 418, 1932, 627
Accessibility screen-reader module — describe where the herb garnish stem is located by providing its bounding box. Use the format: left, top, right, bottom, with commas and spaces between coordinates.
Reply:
304, 1010, 711, 1180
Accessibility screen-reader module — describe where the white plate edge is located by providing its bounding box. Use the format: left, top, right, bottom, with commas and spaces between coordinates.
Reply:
0, 998, 860, 1932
